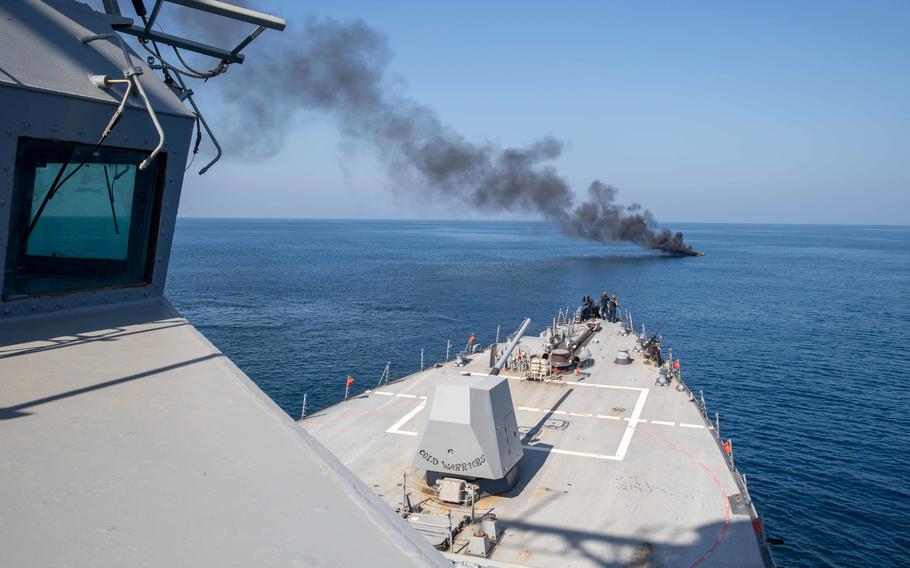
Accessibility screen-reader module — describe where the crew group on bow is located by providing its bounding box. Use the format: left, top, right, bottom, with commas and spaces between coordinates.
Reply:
580, 292, 619, 322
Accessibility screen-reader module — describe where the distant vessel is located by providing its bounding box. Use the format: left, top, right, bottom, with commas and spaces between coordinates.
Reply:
0, 1, 769, 566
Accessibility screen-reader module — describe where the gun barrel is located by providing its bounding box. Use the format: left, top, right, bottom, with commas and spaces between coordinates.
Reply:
490, 317, 532, 375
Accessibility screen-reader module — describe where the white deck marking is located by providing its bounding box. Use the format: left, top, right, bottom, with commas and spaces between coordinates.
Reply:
385, 403, 425, 436
378, 382, 697, 464
373, 391, 425, 400
523, 445, 622, 461
500, 374, 648, 392
519, 403, 701, 431
614, 389, 649, 461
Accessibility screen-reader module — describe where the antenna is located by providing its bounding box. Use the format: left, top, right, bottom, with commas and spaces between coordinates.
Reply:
103, 0, 286, 63
98, 0, 286, 174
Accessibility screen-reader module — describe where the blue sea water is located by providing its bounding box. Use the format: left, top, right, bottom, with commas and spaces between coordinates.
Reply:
167, 219, 910, 568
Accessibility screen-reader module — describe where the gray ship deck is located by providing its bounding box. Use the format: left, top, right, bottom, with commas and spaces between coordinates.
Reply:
0, 301, 445, 568
304, 320, 769, 567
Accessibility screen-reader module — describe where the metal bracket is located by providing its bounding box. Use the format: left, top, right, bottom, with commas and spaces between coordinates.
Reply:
109, 0, 286, 64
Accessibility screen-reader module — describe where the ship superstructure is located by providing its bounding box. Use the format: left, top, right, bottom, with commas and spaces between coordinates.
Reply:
0, 2, 445, 566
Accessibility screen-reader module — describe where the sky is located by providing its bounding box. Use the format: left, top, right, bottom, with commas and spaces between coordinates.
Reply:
97, 1, 909, 224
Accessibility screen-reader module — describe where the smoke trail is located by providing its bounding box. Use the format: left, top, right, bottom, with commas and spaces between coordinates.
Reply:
174, 10, 699, 255
566, 181, 698, 254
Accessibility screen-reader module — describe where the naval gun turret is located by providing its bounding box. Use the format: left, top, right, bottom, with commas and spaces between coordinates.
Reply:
412, 374, 523, 494
412, 319, 531, 493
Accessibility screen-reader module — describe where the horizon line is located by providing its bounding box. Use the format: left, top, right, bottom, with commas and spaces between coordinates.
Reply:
174, 216, 910, 228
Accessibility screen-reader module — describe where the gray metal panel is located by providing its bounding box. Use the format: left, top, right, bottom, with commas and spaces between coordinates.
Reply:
0, 1, 193, 118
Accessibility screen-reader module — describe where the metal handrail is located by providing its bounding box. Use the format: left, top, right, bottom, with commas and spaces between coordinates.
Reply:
166, 0, 285, 30
82, 32, 165, 170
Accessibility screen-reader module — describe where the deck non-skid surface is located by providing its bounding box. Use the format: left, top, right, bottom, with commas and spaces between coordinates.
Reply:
0, 301, 446, 568
304, 322, 766, 567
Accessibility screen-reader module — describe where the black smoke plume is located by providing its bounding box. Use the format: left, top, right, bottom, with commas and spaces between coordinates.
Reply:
173, 9, 699, 255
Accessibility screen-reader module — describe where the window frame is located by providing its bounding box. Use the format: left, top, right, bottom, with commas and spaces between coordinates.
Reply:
3, 137, 167, 300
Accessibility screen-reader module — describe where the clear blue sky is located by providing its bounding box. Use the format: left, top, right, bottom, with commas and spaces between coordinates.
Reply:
102, 1, 909, 224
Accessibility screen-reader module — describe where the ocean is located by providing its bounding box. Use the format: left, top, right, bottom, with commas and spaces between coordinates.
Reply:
167, 219, 909, 568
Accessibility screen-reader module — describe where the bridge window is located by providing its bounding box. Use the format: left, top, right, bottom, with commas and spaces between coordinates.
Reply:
3, 138, 164, 299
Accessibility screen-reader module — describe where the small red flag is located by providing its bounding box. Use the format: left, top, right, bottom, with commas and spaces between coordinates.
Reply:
346, 375, 354, 387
